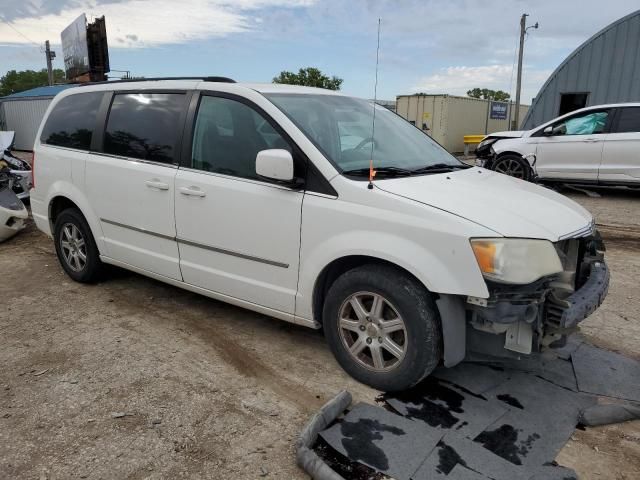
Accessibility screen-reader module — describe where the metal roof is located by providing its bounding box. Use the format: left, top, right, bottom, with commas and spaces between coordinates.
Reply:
1, 84, 76, 100
522, 9, 640, 129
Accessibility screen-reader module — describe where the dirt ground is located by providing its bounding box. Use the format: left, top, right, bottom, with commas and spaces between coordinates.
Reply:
1, 186, 638, 480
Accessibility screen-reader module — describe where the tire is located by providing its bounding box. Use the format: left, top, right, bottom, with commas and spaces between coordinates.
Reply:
491, 154, 533, 181
323, 264, 442, 391
53, 208, 104, 283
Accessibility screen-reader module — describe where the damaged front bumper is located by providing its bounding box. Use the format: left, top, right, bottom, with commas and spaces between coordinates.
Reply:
464, 234, 609, 356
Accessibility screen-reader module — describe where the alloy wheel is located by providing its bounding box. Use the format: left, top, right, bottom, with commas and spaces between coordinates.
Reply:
494, 157, 526, 179
338, 291, 408, 372
60, 223, 87, 272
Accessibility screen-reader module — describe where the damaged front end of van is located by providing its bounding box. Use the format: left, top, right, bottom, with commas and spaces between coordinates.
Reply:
463, 228, 608, 358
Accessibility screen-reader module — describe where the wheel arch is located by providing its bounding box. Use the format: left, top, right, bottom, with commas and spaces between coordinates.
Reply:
312, 254, 469, 369
49, 196, 82, 231
485, 150, 525, 169
312, 255, 433, 328
45, 186, 106, 255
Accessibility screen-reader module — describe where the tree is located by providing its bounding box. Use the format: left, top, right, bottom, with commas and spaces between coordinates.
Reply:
0, 69, 66, 97
467, 88, 510, 102
273, 67, 343, 90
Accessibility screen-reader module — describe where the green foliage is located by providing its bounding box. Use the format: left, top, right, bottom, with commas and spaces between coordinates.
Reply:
0, 69, 66, 97
467, 88, 510, 102
273, 67, 343, 90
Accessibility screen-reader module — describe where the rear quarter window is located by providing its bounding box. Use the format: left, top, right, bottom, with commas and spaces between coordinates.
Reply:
614, 107, 640, 133
40, 92, 103, 150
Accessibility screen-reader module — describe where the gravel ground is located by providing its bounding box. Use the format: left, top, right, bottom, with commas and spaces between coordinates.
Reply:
0, 185, 638, 480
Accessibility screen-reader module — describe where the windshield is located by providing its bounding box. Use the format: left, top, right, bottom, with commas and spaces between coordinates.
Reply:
264, 94, 462, 175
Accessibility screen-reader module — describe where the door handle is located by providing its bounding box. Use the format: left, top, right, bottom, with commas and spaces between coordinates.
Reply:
179, 186, 206, 197
582, 138, 599, 143
145, 180, 170, 190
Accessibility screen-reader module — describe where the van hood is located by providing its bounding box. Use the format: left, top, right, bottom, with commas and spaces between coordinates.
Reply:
487, 130, 526, 139
376, 168, 593, 241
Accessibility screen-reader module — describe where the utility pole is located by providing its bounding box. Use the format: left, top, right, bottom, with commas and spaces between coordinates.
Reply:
513, 14, 538, 130
45, 40, 56, 86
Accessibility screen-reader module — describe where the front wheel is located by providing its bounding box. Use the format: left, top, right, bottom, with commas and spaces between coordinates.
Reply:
491, 154, 533, 181
323, 264, 442, 391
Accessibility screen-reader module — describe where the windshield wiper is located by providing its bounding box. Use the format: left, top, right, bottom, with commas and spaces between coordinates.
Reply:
342, 166, 413, 177
410, 163, 472, 174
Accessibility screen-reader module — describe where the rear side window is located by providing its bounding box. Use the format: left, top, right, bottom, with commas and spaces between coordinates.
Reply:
104, 93, 186, 164
614, 107, 640, 133
40, 92, 103, 150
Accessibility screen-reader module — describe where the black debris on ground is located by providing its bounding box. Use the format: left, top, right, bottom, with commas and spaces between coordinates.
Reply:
314, 341, 639, 479
314, 436, 388, 480
319, 403, 443, 480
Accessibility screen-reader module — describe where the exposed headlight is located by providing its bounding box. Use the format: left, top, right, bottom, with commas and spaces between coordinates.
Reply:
470, 238, 563, 285
477, 138, 497, 150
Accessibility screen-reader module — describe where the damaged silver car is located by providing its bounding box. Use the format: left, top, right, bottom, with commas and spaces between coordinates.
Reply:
0, 166, 28, 242
0, 131, 32, 201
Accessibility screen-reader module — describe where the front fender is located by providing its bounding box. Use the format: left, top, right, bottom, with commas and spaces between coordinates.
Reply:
296, 222, 490, 322
492, 139, 537, 165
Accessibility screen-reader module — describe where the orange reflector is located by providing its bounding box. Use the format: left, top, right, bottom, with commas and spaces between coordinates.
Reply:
472, 241, 496, 274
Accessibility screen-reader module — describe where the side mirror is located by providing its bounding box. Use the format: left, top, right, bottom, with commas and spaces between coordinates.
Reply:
256, 149, 294, 183
543, 126, 553, 135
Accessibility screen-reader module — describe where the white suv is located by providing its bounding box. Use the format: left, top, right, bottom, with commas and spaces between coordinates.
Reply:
476, 103, 640, 185
31, 78, 609, 391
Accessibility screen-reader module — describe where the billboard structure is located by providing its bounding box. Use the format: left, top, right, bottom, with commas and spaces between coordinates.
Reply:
87, 16, 110, 81
61, 14, 90, 79
61, 14, 110, 82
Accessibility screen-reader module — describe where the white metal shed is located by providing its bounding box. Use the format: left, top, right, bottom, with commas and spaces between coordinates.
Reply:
0, 85, 76, 150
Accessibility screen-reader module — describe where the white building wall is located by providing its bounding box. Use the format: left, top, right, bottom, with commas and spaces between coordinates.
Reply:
0, 98, 53, 150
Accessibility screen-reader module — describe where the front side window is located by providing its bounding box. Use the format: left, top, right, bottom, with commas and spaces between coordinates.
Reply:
264, 93, 460, 174
40, 92, 103, 150
614, 107, 640, 133
191, 96, 291, 180
104, 93, 186, 164
549, 111, 609, 136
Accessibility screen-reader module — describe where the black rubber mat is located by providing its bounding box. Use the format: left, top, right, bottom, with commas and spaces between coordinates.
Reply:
314, 341, 635, 479
384, 377, 508, 439
319, 402, 443, 480
572, 343, 640, 401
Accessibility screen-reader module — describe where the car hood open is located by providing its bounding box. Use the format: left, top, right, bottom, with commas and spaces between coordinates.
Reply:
376, 168, 593, 241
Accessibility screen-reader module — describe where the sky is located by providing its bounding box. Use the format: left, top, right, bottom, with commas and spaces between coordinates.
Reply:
0, 1, 637, 103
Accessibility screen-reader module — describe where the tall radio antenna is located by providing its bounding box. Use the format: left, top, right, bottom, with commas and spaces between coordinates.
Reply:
368, 18, 382, 190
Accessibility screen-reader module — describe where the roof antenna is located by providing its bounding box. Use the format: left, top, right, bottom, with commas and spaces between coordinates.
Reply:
368, 18, 381, 190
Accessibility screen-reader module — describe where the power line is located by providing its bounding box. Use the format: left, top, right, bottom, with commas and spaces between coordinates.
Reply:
0, 16, 44, 51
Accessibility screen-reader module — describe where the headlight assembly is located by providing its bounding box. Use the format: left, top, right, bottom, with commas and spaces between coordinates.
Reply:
477, 138, 496, 150
470, 238, 563, 285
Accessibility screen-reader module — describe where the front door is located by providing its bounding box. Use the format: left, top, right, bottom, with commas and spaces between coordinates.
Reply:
85, 91, 189, 280
174, 93, 304, 314
534, 109, 611, 181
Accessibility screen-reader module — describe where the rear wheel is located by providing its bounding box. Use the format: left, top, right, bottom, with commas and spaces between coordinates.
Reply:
323, 264, 442, 391
53, 208, 103, 282
492, 154, 532, 181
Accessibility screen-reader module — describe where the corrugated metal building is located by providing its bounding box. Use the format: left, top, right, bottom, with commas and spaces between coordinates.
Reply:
0, 85, 76, 150
396, 94, 529, 153
522, 9, 640, 129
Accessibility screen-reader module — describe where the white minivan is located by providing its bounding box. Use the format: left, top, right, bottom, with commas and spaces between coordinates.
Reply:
31, 78, 609, 391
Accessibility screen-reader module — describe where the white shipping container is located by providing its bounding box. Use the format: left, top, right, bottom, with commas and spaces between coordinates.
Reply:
396, 94, 529, 153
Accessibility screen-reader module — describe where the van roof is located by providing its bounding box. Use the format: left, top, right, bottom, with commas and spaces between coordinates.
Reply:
67, 79, 345, 96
